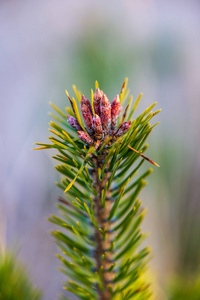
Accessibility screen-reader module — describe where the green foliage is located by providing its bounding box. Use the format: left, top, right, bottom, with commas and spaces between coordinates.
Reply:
168, 275, 200, 300
35, 79, 160, 299
0, 250, 42, 300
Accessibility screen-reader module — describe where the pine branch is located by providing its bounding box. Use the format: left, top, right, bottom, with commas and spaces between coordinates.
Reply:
34, 78, 160, 300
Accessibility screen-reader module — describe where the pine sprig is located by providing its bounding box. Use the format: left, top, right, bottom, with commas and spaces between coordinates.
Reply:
34, 78, 160, 300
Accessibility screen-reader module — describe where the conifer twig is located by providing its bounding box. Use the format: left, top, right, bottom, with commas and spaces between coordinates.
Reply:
35, 78, 160, 300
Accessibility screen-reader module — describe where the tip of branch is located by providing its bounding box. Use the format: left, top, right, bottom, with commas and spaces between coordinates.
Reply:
151, 161, 160, 167
65, 89, 69, 98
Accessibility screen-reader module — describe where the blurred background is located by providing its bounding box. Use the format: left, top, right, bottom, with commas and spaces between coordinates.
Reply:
0, 0, 200, 299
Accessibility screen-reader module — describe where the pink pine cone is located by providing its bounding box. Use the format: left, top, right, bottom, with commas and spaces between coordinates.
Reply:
67, 86, 132, 148
80, 95, 93, 134
92, 114, 103, 140
81, 95, 93, 114
111, 94, 122, 130
77, 131, 94, 145
67, 115, 82, 131
115, 121, 131, 137
100, 93, 111, 135
93, 88, 103, 116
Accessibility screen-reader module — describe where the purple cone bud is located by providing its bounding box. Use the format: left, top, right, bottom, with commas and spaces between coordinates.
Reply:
92, 114, 103, 140
67, 115, 82, 131
77, 131, 94, 145
115, 121, 131, 137
100, 93, 111, 135
81, 95, 93, 114
93, 88, 103, 116
81, 104, 93, 128
111, 94, 122, 130
80, 95, 93, 135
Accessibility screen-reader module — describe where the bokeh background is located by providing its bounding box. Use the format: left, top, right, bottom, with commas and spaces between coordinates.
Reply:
1, 0, 200, 299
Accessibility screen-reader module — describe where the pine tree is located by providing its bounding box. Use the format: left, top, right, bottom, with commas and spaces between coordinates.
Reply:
34, 78, 160, 300
0, 250, 42, 300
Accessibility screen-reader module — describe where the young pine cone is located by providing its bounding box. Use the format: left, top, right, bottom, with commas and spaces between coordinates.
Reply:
67, 88, 131, 148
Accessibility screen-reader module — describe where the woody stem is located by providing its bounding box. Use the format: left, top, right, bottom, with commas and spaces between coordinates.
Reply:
92, 151, 114, 300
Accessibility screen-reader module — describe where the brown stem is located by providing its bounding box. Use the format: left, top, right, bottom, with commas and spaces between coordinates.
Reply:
92, 151, 114, 300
